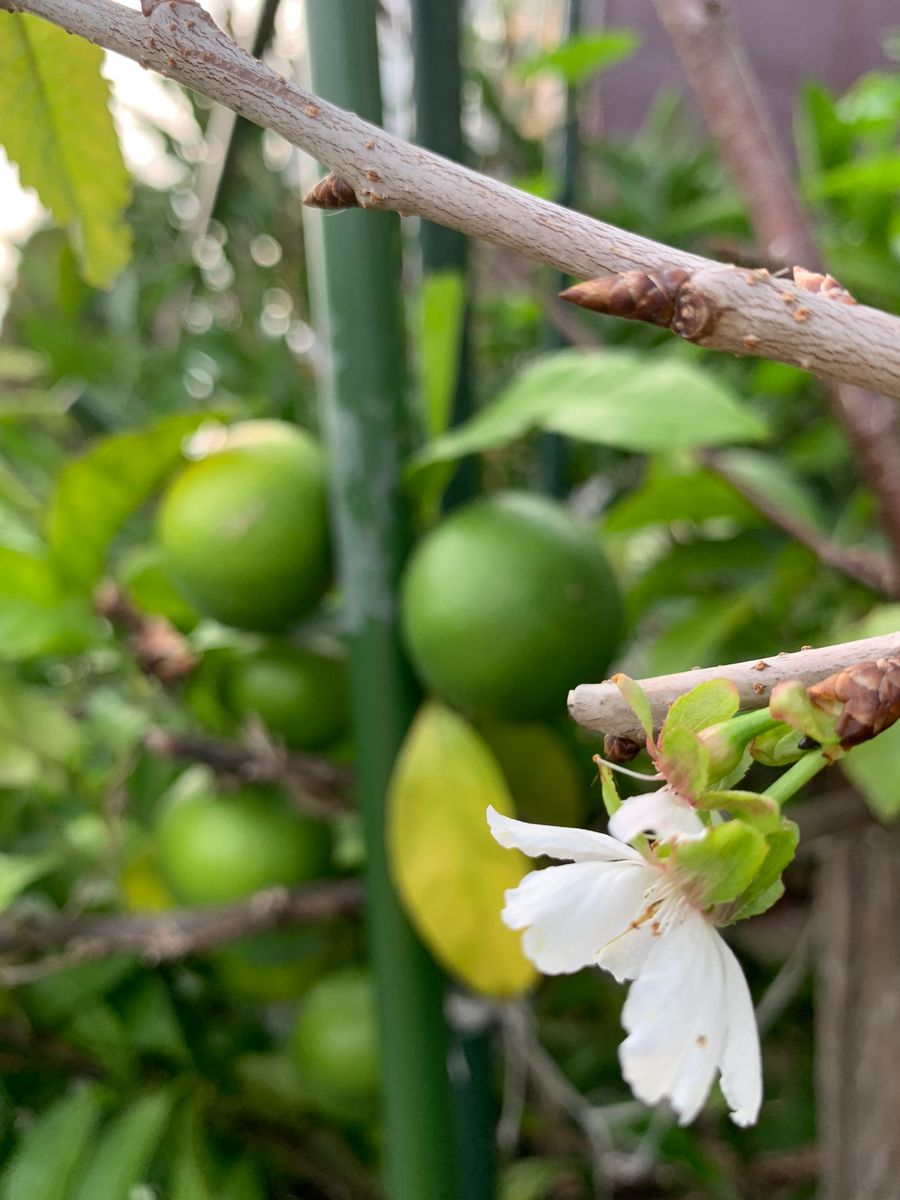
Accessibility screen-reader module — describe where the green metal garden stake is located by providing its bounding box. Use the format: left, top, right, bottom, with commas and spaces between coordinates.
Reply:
302, 3, 457, 1197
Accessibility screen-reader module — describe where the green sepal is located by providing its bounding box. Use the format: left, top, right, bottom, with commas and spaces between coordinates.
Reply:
751, 723, 806, 766
597, 761, 622, 817
699, 789, 782, 832
613, 674, 654, 741
672, 820, 768, 908
655, 723, 709, 802
720, 819, 799, 924
769, 680, 840, 746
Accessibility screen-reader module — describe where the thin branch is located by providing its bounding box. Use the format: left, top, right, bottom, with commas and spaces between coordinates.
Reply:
700, 448, 898, 596
4, 0, 900, 399
0, 878, 363, 984
144, 727, 354, 815
568, 632, 900, 739
652, 0, 900, 574
96, 580, 197, 684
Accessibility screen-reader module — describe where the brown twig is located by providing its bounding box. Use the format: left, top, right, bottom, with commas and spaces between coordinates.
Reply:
0, 878, 363, 984
568, 632, 900, 739
651, 0, 900, 573
95, 580, 197, 684
700, 448, 898, 595
144, 727, 354, 816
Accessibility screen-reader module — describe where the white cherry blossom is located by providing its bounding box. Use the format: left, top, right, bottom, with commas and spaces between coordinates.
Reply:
487, 802, 762, 1127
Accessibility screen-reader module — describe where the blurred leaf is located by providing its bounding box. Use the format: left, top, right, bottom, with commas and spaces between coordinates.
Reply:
114, 975, 189, 1062
843, 725, 900, 821
70, 1088, 175, 1200
642, 592, 758, 676
0, 679, 82, 789
170, 1101, 216, 1200
220, 1160, 266, 1200
794, 82, 853, 178
0, 15, 131, 286
0, 852, 57, 912
0, 347, 47, 385
388, 702, 536, 997
0, 546, 97, 660
808, 154, 900, 197
516, 29, 640, 84
65, 1003, 136, 1079
0, 1084, 106, 1200
410, 351, 766, 483
605, 466, 758, 532
47, 413, 207, 591
711, 448, 827, 531
22, 956, 138, 1022
419, 269, 466, 438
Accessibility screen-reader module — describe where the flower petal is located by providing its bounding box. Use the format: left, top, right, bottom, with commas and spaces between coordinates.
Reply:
718, 936, 763, 1127
487, 806, 643, 863
618, 908, 754, 1126
501, 859, 655, 975
608, 787, 706, 846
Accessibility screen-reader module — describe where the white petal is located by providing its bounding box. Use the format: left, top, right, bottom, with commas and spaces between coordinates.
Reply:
718, 937, 763, 1127
608, 787, 706, 846
501, 859, 656, 974
487, 806, 643, 864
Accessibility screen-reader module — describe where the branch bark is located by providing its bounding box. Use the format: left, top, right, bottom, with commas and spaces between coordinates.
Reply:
568, 632, 900, 739
0, 878, 362, 983
652, 0, 900, 575
5, 0, 900, 398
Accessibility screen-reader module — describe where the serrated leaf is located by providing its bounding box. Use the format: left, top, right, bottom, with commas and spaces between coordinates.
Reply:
655, 723, 708, 802
516, 29, 640, 84
409, 350, 766, 482
70, 1088, 175, 1200
725, 821, 799, 923
0, 1084, 106, 1200
419, 269, 466, 438
388, 703, 537, 997
662, 679, 740, 739
0, 14, 131, 286
769, 679, 840, 745
47, 413, 208, 591
673, 820, 768, 908
612, 674, 653, 739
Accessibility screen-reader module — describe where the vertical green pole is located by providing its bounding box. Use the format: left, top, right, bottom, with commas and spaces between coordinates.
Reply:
302, 4, 457, 1198
411, 5, 497, 1196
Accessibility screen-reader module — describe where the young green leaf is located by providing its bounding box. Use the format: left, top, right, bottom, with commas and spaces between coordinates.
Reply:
69, 1088, 175, 1200
387, 702, 536, 997
515, 29, 640, 84
0, 15, 131, 286
769, 679, 840, 746
654, 723, 709, 802
0, 852, 58, 913
0, 1084, 105, 1200
662, 679, 741, 738
418, 268, 466, 438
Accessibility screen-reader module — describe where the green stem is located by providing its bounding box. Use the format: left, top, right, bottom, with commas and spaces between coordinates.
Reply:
302, 6, 457, 1198
763, 748, 832, 806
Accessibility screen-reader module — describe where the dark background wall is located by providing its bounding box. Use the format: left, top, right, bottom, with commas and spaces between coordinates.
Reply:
590, 0, 898, 142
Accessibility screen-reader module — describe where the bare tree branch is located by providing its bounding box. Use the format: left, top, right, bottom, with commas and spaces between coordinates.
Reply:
568, 633, 900, 739
4, 0, 900, 398
652, 0, 900, 577
0, 878, 363, 984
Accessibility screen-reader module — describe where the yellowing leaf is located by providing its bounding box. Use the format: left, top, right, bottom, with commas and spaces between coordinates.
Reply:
0, 14, 131, 286
388, 703, 536, 997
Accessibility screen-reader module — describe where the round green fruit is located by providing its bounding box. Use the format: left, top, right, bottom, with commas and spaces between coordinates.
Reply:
157, 420, 331, 632
401, 491, 621, 720
289, 967, 379, 1118
156, 784, 330, 906
227, 645, 349, 750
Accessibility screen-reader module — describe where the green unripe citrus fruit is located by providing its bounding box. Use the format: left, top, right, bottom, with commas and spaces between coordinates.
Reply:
401, 491, 621, 720
227, 644, 349, 750
289, 967, 379, 1118
156, 784, 330, 906
157, 420, 331, 632
479, 720, 586, 827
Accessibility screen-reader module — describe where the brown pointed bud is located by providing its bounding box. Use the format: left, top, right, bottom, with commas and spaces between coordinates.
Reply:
302, 173, 359, 210
792, 266, 857, 305
807, 655, 900, 748
560, 268, 690, 327
602, 734, 643, 764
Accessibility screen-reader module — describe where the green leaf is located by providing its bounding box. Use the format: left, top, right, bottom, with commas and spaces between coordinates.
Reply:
114, 975, 189, 1062
662, 679, 740, 738
725, 821, 799, 923
0, 852, 57, 912
170, 1102, 216, 1200
387, 702, 536, 997
0, 14, 131, 286
654, 723, 708, 802
0, 1084, 106, 1200
612, 674, 654, 739
807, 154, 900, 198
419, 269, 466, 438
70, 1088, 175, 1200
769, 679, 839, 745
597, 762, 622, 817
604, 466, 758, 532
842, 722, 900, 821
516, 29, 640, 84
673, 820, 768, 908
21, 956, 138, 1022
0, 677, 82, 791
220, 1161, 265, 1200
409, 350, 766, 482
47, 413, 207, 591
0, 546, 97, 659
